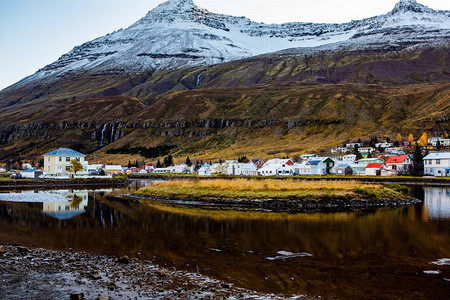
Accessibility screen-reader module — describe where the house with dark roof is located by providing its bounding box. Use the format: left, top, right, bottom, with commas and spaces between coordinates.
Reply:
43, 148, 88, 176
334, 164, 353, 176
308, 160, 327, 175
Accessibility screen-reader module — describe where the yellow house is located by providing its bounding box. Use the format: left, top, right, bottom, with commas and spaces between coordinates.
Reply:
43, 148, 88, 176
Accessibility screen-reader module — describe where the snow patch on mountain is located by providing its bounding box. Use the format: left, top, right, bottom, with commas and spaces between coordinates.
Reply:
10, 0, 450, 88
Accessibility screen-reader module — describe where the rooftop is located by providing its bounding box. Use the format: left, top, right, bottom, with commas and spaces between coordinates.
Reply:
43, 148, 86, 157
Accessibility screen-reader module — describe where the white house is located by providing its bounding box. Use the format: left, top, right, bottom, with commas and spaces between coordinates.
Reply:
308, 160, 327, 175
424, 153, 450, 177
104, 165, 123, 175
153, 167, 172, 174
385, 147, 404, 153
43, 148, 89, 176
226, 160, 241, 176
358, 147, 376, 154
375, 142, 394, 149
292, 162, 311, 176
431, 139, 450, 147
346, 143, 363, 148
144, 164, 155, 172
331, 147, 349, 154
198, 164, 212, 176
239, 163, 257, 176
173, 163, 189, 173
21, 169, 44, 179
342, 154, 357, 162
258, 163, 294, 177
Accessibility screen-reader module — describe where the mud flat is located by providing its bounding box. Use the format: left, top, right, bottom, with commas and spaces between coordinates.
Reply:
0, 245, 303, 300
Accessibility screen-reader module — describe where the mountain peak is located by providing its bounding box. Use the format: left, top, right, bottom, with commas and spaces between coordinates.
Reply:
153, 0, 198, 12
389, 0, 432, 15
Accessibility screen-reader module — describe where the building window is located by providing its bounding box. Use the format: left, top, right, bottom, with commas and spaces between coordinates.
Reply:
66, 157, 70, 162
48, 157, 50, 162
436, 159, 440, 165
48, 166, 50, 171
66, 166, 70, 171
59, 157, 62, 162
76, 157, 80, 162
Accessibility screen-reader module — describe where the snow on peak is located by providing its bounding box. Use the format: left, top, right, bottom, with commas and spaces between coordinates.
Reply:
153, 0, 198, 12
13, 0, 450, 89
390, 0, 433, 15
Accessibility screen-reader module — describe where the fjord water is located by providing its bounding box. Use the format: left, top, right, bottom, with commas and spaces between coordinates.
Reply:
0, 180, 448, 299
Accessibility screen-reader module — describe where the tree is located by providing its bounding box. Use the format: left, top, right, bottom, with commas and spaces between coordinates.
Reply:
185, 156, 192, 166
418, 132, 428, 146
69, 159, 84, 176
408, 134, 414, 145
238, 155, 249, 163
396, 133, 402, 143
156, 159, 162, 168
163, 155, 173, 167
412, 144, 424, 176
127, 160, 132, 168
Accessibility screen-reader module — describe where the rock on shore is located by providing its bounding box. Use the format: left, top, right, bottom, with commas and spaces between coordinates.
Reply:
0, 245, 305, 299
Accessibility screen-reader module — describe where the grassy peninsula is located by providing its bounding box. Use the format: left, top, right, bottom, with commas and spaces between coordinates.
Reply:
136, 179, 409, 201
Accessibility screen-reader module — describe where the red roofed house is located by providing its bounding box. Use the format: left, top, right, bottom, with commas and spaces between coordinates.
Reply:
385, 155, 413, 175
365, 163, 397, 176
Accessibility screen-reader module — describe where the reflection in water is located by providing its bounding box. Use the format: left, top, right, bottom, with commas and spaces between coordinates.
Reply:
424, 186, 450, 219
42, 191, 89, 220
0, 181, 448, 299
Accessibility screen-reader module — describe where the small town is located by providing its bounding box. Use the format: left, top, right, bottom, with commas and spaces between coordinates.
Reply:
4, 134, 450, 179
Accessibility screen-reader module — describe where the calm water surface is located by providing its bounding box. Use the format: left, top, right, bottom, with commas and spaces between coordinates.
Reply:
0, 180, 449, 299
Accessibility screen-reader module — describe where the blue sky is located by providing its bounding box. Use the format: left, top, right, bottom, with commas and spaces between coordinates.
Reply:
0, 0, 448, 91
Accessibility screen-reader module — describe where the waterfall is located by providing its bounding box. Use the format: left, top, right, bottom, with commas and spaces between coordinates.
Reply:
220, 119, 224, 130
110, 123, 115, 143
195, 72, 202, 88
99, 124, 107, 146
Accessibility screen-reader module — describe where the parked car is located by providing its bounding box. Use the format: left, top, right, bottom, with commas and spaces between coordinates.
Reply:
139, 169, 148, 174
10, 173, 22, 179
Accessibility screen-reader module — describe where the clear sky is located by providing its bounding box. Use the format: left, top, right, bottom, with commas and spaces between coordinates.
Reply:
0, 0, 448, 91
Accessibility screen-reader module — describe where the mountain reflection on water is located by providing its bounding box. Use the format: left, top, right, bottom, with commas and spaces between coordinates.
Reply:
0, 180, 448, 299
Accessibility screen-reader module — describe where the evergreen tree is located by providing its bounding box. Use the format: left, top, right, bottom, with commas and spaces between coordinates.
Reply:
163, 155, 173, 167
156, 159, 162, 168
185, 156, 192, 166
412, 144, 424, 176
127, 160, 132, 168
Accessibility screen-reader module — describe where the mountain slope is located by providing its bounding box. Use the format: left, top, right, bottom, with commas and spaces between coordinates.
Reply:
0, 0, 449, 162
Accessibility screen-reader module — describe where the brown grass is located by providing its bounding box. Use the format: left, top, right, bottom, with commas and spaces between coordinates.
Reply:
136, 178, 397, 200
152, 179, 380, 191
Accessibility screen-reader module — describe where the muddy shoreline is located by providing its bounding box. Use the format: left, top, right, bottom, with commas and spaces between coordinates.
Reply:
126, 194, 421, 213
0, 245, 301, 300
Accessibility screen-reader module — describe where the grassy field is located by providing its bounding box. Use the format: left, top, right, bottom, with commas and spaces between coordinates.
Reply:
136, 178, 409, 200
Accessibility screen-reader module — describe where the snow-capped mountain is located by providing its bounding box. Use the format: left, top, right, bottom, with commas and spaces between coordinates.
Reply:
10, 0, 450, 88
